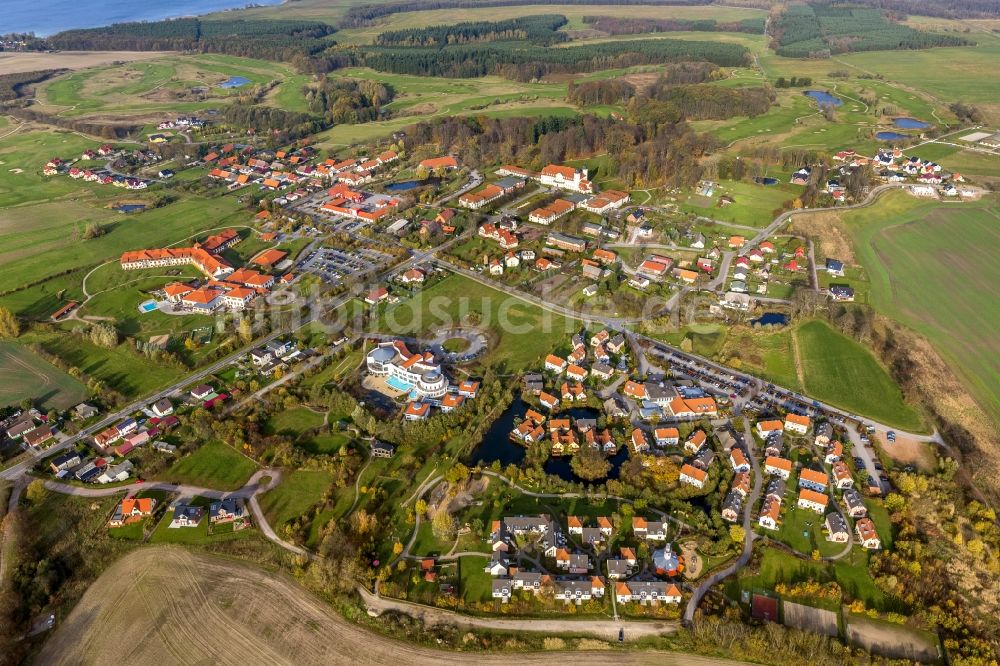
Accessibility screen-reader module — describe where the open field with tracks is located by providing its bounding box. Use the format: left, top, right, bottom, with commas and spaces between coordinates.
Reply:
39, 546, 745, 666
842, 192, 1000, 428
0, 341, 87, 410
0, 51, 169, 76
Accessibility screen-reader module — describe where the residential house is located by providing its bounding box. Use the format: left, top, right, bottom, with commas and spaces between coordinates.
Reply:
615, 581, 682, 605
97, 460, 133, 484
831, 461, 854, 489
109, 497, 156, 527
692, 447, 715, 471
680, 464, 708, 489
50, 451, 81, 473
545, 354, 568, 374
170, 503, 205, 528
764, 456, 792, 480
685, 430, 707, 454
729, 447, 750, 473
631, 428, 649, 453
758, 497, 781, 531
151, 398, 174, 417
209, 497, 246, 524
784, 413, 811, 435
371, 441, 395, 458
492, 579, 512, 603
825, 512, 850, 543
23, 425, 54, 448
797, 488, 829, 514
824, 440, 843, 464
842, 488, 867, 518
606, 559, 631, 579
654, 427, 679, 447
553, 577, 605, 604
798, 468, 828, 492
404, 401, 431, 420
855, 517, 881, 549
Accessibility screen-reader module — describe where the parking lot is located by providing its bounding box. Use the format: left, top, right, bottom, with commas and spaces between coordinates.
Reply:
299, 247, 391, 285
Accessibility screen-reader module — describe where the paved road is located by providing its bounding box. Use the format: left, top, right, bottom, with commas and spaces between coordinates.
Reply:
683, 418, 761, 624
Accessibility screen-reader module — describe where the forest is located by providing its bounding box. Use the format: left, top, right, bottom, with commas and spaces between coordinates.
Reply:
401, 112, 713, 189
375, 15, 569, 47
221, 104, 326, 146
566, 79, 636, 106
335, 38, 748, 81
0, 69, 62, 102
645, 79, 775, 119
582, 16, 764, 35
771, 4, 972, 57
862, 0, 1000, 19
341, 0, 709, 27
304, 78, 394, 124
46, 18, 336, 63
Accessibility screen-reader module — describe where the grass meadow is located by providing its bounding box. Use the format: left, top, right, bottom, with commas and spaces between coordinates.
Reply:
0, 342, 87, 409
374, 273, 578, 371
258, 469, 333, 530
154, 441, 258, 491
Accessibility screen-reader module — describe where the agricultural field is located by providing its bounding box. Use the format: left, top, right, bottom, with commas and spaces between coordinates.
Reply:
0, 342, 87, 409
841, 192, 1000, 428
795, 319, 925, 432
153, 440, 258, 491
374, 273, 578, 371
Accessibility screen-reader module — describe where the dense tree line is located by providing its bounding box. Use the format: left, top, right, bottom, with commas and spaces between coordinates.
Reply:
337, 38, 747, 81
3, 105, 137, 138
402, 112, 712, 189
645, 78, 775, 119
221, 104, 325, 145
341, 0, 709, 28
771, 3, 972, 57
582, 16, 764, 35
566, 79, 635, 106
375, 15, 568, 47
0, 69, 62, 102
305, 78, 393, 124
862, 0, 1000, 19
46, 18, 336, 63
774, 76, 813, 87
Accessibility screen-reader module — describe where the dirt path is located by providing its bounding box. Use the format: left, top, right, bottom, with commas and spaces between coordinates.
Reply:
790, 328, 806, 390
38, 546, 751, 666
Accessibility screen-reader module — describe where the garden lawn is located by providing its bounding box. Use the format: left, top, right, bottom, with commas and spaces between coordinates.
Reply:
375, 273, 577, 371
155, 441, 257, 491
258, 469, 333, 530
794, 319, 924, 431
264, 407, 324, 437
459, 554, 494, 604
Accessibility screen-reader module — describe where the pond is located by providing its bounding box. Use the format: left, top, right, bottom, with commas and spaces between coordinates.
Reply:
385, 178, 440, 192
876, 131, 908, 141
893, 117, 929, 129
754, 177, 779, 186
751, 312, 789, 327
114, 203, 146, 213
469, 398, 630, 484
219, 76, 251, 89
804, 90, 843, 107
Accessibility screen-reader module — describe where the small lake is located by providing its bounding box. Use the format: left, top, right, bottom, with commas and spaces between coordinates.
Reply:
385, 178, 440, 192
219, 76, 251, 89
804, 90, 843, 107
894, 117, 929, 129
114, 203, 146, 213
470, 399, 630, 483
876, 131, 908, 141
752, 312, 789, 327
754, 177, 779, 186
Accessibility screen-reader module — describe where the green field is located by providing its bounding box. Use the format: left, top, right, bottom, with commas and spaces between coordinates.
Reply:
842, 192, 1000, 427
258, 469, 333, 530
0, 342, 88, 409
375, 273, 578, 371
795, 319, 924, 431
154, 441, 258, 491
680, 179, 801, 228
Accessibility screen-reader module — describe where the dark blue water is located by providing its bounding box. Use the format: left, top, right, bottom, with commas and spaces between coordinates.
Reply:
470, 399, 629, 483
114, 204, 146, 213
7, 0, 282, 36
894, 117, 928, 129
755, 177, 779, 186
751, 312, 789, 327
219, 76, 251, 89
876, 131, 908, 141
804, 90, 843, 107
385, 178, 440, 191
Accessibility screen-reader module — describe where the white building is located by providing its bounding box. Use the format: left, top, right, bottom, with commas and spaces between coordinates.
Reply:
366, 340, 448, 398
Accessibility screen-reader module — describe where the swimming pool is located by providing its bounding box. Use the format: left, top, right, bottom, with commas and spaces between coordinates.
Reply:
219, 76, 251, 89
386, 376, 413, 392
138, 299, 158, 313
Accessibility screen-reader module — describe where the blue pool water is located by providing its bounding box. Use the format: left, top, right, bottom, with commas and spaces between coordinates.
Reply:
219, 76, 251, 89
138, 300, 158, 313
876, 131, 908, 141
755, 177, 779, 186
386, 376, 413, 392
894, 117, 929, 129
804, 90, 843, 107
385, 177, 440, 191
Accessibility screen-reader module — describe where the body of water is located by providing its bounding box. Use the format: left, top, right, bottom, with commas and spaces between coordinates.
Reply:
894, 117, 929, 129
219, 76, 251, 89
876, 131, 908, 141
114, 203, 146, 213
385, 178, 439, 192
804, 90, 843, 107
752, 312, 789, 327
7, 0, 283, 36
470, 399, 630, 484
754, 177, 779, 186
